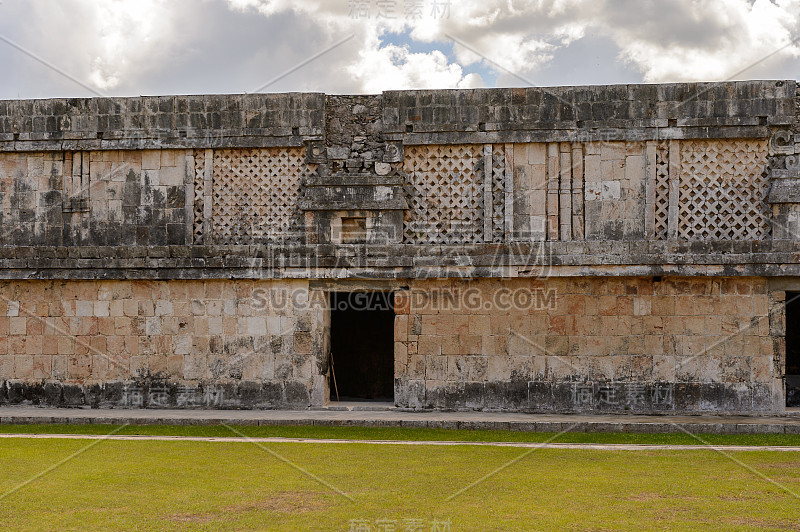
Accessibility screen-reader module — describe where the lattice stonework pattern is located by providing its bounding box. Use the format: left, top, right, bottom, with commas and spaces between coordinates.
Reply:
491, 145, 506, 242
678, 139, 769, 240
211, 148, 313, 244
403, 145, 485, 244
653, 142, 670, 240
192, 150, 205, 244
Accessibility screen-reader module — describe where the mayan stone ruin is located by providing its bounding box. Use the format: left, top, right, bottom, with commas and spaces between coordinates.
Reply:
0, 80, 798, 414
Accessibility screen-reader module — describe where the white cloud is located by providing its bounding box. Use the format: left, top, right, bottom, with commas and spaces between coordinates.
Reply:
16, 0, 180, 94
409, 0, 584, 75
85, 0, 177, 89
598, 0, 800, 82
1, 0, 799, 99
226, 0, 482, 92
347, 42, 484, 92
454, 33, 555, 73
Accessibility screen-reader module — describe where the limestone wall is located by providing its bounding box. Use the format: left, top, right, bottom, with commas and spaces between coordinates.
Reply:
0, 80, 795, 280
0, 279, 326, 408
394, 276, 781, 413
0, 93, 324, 151
0, 138, 781, 245
0, 275, 788, 414
0, 149, 189, 246
0, 81, 796, 414
0, 138, 774, 248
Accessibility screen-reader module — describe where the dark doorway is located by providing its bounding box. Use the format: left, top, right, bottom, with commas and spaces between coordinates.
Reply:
329, 292, 395, 401
786, 292, 800, 407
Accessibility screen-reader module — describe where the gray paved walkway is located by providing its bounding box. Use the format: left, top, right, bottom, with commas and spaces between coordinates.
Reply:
1, 405, 800, 434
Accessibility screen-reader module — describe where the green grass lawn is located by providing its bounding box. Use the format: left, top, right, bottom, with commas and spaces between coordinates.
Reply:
0, 426, 799, 530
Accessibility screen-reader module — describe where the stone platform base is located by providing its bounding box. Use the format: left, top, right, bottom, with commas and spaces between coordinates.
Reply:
1, 406, 799, 435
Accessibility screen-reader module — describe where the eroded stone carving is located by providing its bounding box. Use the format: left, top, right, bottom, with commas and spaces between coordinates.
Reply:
769, 129, 795, 155
383, 141, 403, 163
304, 140, 327, 164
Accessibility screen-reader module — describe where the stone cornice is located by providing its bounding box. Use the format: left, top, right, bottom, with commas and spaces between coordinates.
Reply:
0, 241, 797, 280
0, 80, 794, 151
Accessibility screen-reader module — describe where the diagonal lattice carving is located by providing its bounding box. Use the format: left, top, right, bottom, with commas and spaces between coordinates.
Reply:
192, 150, 205, 244
211, 148, 314, 244
491, 145, 506, 242
678, 139, 769, 240
653, 142, 670, 240
403, 145, 485, 244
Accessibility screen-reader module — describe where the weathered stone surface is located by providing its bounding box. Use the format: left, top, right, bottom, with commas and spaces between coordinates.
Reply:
0, 279, 324, 409
0, 80, 796, 414
383, 80, 795, 143
392, 276, 781, 414
0, 93, 325, 152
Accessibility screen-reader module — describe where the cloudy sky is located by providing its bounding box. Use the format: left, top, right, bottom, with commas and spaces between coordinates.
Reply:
0, 0, 798, 100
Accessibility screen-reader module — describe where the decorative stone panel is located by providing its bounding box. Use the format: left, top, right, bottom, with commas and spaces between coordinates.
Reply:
403, 144, 486, 244
210, 147, 315, 245
677, 139, 770, 240
403, 144, 509, 244
653, 142, 670, 240
765, 129, 800, 240
299, 172, 408, 245
490, 145, 508, 241
191, 149, 207, 244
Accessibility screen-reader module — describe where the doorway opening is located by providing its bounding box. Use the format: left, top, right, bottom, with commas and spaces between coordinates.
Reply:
786, 292, 800, 407
329, 291, 395, 401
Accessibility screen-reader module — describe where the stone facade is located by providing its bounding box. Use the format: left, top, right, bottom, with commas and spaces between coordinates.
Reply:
0, 149, 190, 247
0, 80, 797, 414
0, 279, 326, 408
395, 277, 777, 413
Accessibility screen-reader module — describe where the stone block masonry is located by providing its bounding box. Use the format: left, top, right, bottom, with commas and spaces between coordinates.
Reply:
0, 149, 189, 246
0, 279, 326, 408
0, 80, 797, 414
393, 277, 777, 413
0, 275, 779, 413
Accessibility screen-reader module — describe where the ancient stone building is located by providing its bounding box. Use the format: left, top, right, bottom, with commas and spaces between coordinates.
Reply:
0, 80, 798, 414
